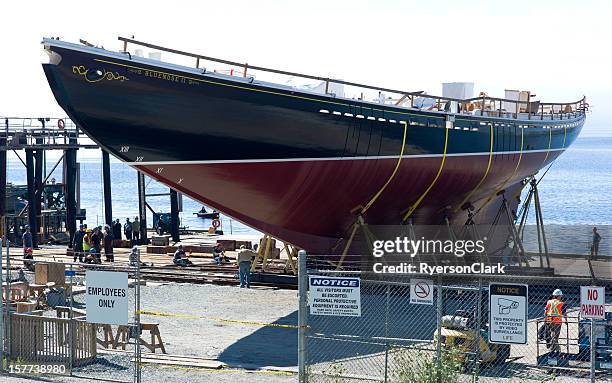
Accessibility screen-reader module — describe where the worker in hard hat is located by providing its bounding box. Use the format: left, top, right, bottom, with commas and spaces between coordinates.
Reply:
544, 289, 566, 352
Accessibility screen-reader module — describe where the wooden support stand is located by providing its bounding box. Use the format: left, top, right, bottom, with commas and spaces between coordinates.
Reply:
115, 323, 166, 353
283, 244, 298, 275
251, 235, 274, 272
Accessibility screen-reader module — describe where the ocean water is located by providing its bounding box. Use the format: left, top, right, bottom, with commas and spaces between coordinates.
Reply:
5, 135, 611, 239
5, 154, 258, 236
527, 136, 612, 225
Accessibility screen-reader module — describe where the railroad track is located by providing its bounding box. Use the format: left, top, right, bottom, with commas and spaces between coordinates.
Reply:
4, 253, 297, 289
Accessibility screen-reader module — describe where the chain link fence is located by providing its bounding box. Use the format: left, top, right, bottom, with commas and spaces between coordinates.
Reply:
302, 270, 612, 383
1, 257, 141, 382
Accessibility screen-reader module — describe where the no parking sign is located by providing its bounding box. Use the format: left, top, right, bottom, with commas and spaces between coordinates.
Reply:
581, 286, 605, 320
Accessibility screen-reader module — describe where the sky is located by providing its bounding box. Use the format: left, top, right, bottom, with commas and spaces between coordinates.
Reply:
0, 0, 611, 136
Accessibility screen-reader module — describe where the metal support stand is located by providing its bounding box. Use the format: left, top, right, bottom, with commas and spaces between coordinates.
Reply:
336, 215, 377, 270
484, 192, 527, 267
463, 207, 489, 264
502, 196, 526, 266
297, 250, 307, 383
516, 178, 550, 268
102, 150, 113, 226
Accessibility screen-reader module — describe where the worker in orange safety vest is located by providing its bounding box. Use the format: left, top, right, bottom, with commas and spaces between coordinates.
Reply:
544, 289, 566, 352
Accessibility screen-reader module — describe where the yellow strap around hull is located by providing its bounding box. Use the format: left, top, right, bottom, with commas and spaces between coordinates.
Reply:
402, 126, 449, 221
360, 121, 408, 214
455, 123, 494, 212
476, 125, 524, 213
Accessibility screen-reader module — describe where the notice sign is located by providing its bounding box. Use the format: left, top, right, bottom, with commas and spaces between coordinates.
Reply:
86, 271, 128, 325
410, 279, 434, 305
581, 286, 605, 319
489, 283, 528, 344
309, 276, 361, 317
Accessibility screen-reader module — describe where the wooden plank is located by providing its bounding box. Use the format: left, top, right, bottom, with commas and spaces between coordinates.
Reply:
136, 357, 225, 369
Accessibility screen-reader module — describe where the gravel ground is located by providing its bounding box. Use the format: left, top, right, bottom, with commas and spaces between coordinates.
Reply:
4, 281, 299, 383
135, 282, 299, 367
0, 367, 297, 383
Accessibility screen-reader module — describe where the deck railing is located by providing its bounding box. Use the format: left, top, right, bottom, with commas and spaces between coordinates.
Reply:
118, 37, 587, 121
0, 117, 98, 149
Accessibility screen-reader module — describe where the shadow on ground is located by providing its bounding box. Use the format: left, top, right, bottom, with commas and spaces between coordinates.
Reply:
217, 311, 298, 368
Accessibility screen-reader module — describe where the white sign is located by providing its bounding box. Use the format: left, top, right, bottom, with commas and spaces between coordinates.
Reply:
309, 276, 361, 317
86, 271, 128, 325
489, 283, 528, 344
410, 279, 434, 305
581, 286, 605, 319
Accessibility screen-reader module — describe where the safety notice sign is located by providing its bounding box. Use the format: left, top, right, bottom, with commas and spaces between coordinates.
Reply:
489, 283, 528, 344
581, 286, 605, 319
410, 279, 434, 305
309, 276, 361, 317
86, 271, 129, 325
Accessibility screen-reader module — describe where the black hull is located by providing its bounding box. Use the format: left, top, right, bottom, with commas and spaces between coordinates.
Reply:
41, 39, 585, 253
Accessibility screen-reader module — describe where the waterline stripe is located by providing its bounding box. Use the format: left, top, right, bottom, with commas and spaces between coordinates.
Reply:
125, 148, 565, 166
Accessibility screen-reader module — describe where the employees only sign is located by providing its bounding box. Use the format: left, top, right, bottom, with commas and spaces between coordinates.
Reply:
86, 270, 129, 325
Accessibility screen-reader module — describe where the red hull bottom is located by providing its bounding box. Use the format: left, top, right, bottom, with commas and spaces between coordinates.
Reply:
136, 151, 558, 254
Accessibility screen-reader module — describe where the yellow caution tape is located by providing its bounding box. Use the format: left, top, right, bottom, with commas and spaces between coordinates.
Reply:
148, 364, 296, 375
137, 310, 305, 329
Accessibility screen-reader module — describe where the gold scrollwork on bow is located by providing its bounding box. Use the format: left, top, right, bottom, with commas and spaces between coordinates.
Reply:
72, 65, 129, 83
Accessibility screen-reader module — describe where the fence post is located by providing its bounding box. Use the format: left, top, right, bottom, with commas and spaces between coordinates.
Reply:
5, 241, 10, 367
474, 277, 483, 381
133, 251, 142, 383
0, 234, 4, 371
298, 250, 308, 383
384, 284, 390, 383
591, 318, 595, 383
436, 275, 442, 383
69, 263, 74, 375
